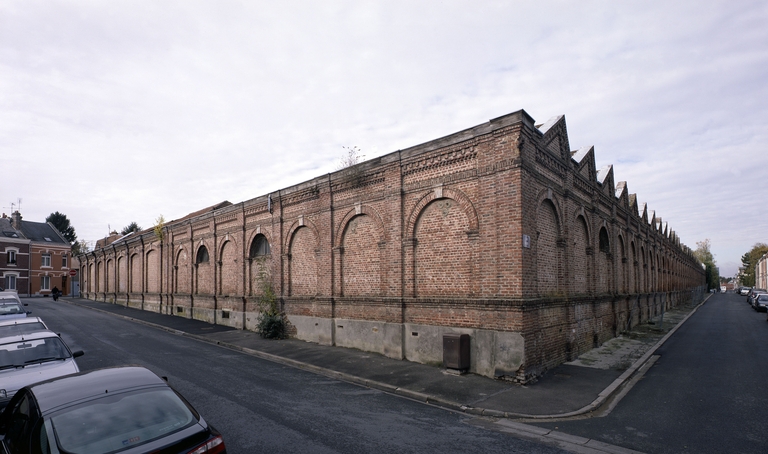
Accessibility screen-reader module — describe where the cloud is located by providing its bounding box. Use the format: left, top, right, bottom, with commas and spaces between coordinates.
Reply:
1, 0, 766, 275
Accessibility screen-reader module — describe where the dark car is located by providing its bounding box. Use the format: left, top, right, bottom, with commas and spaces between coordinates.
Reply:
0, 366, 225, 454
754, 294, 768, 312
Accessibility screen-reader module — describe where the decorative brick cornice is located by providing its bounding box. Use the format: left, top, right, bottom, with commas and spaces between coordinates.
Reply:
402, 146, 477, 177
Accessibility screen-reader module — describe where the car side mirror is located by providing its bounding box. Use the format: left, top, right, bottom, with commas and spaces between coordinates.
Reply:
26, 311, 32, 315
72, 350, 84, 358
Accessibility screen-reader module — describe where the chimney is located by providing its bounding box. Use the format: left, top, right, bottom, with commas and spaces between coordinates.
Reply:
10, 211, 22, 229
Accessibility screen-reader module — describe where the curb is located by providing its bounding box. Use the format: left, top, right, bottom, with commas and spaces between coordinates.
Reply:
503, 293, 712, 420
61, 295, 710, 420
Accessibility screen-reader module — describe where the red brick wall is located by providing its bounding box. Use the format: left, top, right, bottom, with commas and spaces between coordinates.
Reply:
289, 226, 318, 297
80, 109, 706, 380
341, 214, 381, 297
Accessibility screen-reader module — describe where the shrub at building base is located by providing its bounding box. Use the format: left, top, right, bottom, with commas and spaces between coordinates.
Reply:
254, 257, 285, 339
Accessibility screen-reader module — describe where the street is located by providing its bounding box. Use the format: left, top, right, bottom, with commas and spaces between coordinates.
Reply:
25, 297, 565, 454
533, 292, 768, 453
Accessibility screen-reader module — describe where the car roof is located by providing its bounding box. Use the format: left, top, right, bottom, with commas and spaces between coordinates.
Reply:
28, 366, 167, 414
0, 330, 60, 344
0, 292, 21, 301
0, 317, 45, 328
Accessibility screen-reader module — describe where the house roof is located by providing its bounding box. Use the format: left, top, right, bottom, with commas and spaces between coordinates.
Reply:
18, 221, 69, 245
0, 218, 25, 240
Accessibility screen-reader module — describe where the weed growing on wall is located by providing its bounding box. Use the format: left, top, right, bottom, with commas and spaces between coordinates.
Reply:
253, 256, 285, 339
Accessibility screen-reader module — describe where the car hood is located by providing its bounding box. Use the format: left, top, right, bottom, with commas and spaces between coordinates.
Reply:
0, 359, 80, 397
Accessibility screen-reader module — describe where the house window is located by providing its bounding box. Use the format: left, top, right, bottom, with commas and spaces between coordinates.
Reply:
62, 254, 68, 268
6, 250, 16, 265
4, 275, 16, 290
41, 275, 50, 291
41, 254, 51, 267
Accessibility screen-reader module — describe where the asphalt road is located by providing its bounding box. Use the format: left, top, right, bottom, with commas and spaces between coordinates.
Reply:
533, 292, 768, 453
25, 298, 566, 454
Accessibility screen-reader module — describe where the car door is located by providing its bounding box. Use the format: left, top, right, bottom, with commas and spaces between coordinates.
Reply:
0, 390, 42, 454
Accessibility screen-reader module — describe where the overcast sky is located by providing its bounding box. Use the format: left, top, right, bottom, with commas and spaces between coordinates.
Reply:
2, 1, 766, 277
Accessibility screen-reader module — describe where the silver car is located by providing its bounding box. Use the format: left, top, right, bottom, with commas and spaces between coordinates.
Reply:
0, 330, 84, 409
0, 317, 49, 338
0, 302, 29, 321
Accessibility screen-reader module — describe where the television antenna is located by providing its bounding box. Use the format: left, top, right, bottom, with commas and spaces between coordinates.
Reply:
3, 198, 21, 213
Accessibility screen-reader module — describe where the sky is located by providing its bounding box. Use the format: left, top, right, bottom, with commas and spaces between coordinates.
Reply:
2, 1, 766, 277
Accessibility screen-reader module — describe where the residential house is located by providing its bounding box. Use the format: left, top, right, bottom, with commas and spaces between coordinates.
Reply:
5, 211, 72, 296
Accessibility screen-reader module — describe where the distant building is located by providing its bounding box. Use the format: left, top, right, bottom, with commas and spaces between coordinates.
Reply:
1, 214, 29, 295
757, 253, 768, 290
1, 211, 72, 296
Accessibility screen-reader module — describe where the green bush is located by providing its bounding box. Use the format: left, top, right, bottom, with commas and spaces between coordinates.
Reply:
258, 313, 285, 339
253, 256, 284, 339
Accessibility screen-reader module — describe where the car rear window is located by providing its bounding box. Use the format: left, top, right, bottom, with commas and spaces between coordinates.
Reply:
0, 337, 71, 368
0, 303, 25, 315
0, 322, 47, 337
50, 388, 197, 453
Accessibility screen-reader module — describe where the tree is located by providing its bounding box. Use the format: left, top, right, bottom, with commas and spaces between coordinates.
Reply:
46, 211, 76, 244
121, 222, 142, 235
71, 240, 90, 257
694, 239, 719, 290
740, 243, 768, 287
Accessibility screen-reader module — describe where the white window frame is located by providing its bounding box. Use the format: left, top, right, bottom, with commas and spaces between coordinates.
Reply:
41, 253, 51, 268
41, 275, 50, 291
4, 273, 18, 290
6, 249, 17, 265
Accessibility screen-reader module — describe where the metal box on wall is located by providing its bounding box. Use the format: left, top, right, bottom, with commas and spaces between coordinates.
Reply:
443, 333, 470, 371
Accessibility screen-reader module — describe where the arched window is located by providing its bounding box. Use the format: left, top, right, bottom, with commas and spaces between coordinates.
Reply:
196, 246, 209, 264
249, 234, 270, 258
599, 227, 610, 254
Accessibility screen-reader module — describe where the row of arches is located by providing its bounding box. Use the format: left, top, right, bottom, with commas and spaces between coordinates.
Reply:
82, 187, 482, 300
536, 197, 701, 298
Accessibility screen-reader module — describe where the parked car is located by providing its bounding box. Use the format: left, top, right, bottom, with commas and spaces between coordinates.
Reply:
0, 293, 20, 304
747, 289, 767, 309
0, 318, 48, 338
0, 300, 29, 322
0, 366, 226, 454
0, 330, 83, 410
740, 286, 752, 296
754, 294, 768, 312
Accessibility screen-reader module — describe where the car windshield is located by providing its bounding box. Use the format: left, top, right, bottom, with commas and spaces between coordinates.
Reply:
0, 337, 71, 368
50, 388, 197, 453
0, 322, 47, 337
0, 303, 24, 315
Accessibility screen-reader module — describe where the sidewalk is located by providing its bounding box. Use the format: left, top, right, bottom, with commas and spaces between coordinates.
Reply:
61, 296, 706, 421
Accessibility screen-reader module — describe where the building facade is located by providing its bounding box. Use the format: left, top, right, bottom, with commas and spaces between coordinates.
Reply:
1, 215, 29, 294
1, 212, 72, 296
80, 110, 706, 382
756, 253, 768, 290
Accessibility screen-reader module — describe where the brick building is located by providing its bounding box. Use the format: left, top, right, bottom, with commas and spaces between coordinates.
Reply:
80, 110, 705, 382
1, 211, 72, 296
1, 214, 29, 294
